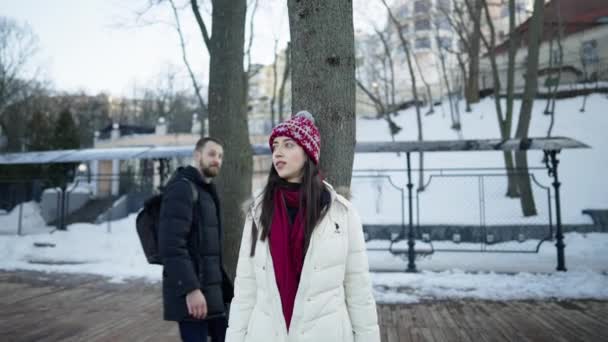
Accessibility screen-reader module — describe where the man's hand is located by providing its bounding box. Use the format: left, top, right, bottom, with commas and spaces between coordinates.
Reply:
186, 289, 207, 319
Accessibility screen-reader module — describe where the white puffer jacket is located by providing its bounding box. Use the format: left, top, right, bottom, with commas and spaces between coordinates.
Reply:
226, 182, 380, 342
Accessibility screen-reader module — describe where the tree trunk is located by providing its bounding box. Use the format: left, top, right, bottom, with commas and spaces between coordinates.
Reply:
455, 53, 471, 112
479, 0, 519, 198
466, 0, 482, 104
546, 0, 564, 136
412, 51, 434, 115
514, 0, 545, 217
277, 42, 291, 123
435, 36, 459, 130
504, 0, 520, 197
373, 27, 401, 140
205, 0, 251, 279
381, 0, 425, 190
287, 0, 356, 189
270, 40, 279, 126
169, 0, 207, 136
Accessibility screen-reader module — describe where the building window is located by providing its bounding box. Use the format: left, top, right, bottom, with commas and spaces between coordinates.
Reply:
437, 36, 451, 49
436, 0, 451, 12
501, 1, 527, 18
581, 40, 599, 65
434, 15, 451, 31
416, 36, 431, 49
414, 0, 430, 14
501, 4, 509, 17
398, 5, 410, 18
415, 18, 431, 31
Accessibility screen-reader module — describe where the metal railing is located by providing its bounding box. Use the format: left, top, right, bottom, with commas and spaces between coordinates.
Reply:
353, 166, 554, 255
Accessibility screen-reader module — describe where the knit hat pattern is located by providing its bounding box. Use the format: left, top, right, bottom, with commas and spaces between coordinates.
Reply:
269, 110, 321, 165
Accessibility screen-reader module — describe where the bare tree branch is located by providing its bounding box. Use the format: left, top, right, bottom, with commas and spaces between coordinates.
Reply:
244, 0, 259, 73
0, 17, 39, 116
372, 26, 396, 112
356, 79, 385, 114
546, 0, 563, 136
190, 0, 211, 52
270, 39, 278, 126
480, 0, 506, 127
168, 0, 208, 135
277, 42, 290, 122
380, 0, 425, 190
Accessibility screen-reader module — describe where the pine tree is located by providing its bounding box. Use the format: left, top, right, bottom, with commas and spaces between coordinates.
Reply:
28, 111, 53, 151
53, 108, 80, 150
49, 108, 80, 188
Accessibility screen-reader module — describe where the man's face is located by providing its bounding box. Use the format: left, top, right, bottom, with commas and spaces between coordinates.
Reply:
195, 141, 224, 178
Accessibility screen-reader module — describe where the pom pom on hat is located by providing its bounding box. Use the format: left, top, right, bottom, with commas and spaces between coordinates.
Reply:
294, 110, 315, 124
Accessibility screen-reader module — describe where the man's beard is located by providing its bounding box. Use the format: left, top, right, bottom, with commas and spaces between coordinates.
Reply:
201, 163, 220, 178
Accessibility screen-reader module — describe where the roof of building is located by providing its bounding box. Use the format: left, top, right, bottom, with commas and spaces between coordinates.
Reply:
493, 0, 608, 55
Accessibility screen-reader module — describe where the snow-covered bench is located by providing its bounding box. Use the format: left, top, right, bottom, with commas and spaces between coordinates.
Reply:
363, 224, 395, 241
582, 209, 608, 232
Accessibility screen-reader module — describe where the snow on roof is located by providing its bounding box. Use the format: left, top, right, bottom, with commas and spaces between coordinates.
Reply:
0, 137, 588, 165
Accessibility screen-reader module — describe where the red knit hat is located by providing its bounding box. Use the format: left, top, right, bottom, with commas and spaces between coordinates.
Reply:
269, 110, 321, 165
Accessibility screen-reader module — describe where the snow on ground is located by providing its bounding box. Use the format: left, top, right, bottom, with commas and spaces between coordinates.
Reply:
0, 202, 51, 235
1, 212, 607, 302
0, 214, 160, 283
372, 269, 608, 304
353, 94, 608, 225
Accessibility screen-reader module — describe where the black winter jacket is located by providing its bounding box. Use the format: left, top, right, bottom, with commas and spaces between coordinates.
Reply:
158, 166, 233, 322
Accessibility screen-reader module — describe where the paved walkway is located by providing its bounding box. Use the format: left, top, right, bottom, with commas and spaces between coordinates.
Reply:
1, 270, 607, 342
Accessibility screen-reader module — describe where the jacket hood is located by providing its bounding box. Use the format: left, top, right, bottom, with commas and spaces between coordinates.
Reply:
174, 165, 206, 187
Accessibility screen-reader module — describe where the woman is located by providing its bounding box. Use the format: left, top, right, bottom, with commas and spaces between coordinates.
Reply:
226, 111, 380, 342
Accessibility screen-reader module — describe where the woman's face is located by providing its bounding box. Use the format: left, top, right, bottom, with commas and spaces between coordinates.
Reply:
272, 136, 307, 183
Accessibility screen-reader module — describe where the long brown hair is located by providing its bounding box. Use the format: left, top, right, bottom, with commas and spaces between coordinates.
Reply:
249, 158, 329, 257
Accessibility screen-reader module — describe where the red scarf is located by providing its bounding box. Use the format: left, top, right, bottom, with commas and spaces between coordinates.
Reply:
268, 185, 305, 331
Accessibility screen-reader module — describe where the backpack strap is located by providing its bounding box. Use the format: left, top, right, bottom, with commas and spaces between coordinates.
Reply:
171, 175, 198, 203
184, 178, 199, 203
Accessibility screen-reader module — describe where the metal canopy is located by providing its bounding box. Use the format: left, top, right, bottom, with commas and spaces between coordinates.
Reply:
0, 137, 588, 165
355, 137, 589, 153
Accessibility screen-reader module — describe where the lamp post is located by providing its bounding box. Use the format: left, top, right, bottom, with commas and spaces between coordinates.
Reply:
57, 164, 88, 231
57, 169, 71, 231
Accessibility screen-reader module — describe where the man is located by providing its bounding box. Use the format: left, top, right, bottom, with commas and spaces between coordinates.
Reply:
159, 137, 233, 342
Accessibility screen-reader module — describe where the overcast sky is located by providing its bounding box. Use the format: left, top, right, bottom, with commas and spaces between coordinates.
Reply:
0, 0, 385, 97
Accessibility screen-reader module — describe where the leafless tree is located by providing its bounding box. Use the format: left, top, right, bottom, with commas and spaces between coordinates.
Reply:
270, 39, 279, 126
167, 0, 208, 136
277, 42, 291, 123
441, 1, 484, 111
478, 0, 520, 197
544, 0, 564, 139
0, 17, 41, 145
381, 0, 425, 191
355, 26, 402, 141
243, 0, 260, 123
191, 0, 251, 279
514, 0, 546, 217
432, 21, 461, 131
